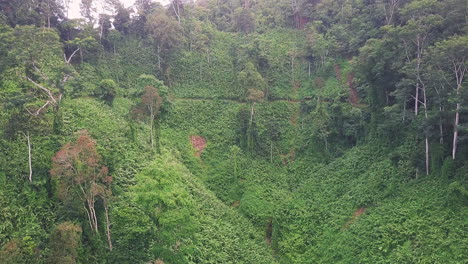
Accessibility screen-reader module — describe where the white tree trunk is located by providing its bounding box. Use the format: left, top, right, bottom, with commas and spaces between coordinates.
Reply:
250, 103, 255, 125
425, 137, 429, 175
452, 103, 460, 160
104, 201, 113, 251
157, 45, 161, 70
26, 132, 32, 182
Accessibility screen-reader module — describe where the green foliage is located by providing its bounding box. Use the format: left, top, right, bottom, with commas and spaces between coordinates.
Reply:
441, 158, 455, 179
1, 1, 467, 263
95, 79, 117, 106
46, 222, 82, 264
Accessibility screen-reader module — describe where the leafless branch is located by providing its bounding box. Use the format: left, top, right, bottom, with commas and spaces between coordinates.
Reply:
26, 77, 57, 104
65, 47, 80, 63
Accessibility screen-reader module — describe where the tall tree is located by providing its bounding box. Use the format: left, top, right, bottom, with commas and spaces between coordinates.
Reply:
145, 10, 184, 71
80, 0, 96, 25
132, 76, 168, 152
50, 130, 113, 251
428, 35, 468, 160
238, 62, 266, 152
388, 0, 442, 174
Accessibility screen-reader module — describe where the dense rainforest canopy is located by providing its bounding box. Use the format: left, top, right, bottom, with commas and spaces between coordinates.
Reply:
0, 0, 467, 263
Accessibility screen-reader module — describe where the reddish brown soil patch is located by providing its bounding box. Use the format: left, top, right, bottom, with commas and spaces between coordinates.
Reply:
231, 200, 240, 208
353, 207, 366, 217
190, 135, 206, 157
344, 207, 367, 229
335, 64, 342, 81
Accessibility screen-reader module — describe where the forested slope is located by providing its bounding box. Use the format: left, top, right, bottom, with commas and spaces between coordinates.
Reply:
0, 0, 467, 263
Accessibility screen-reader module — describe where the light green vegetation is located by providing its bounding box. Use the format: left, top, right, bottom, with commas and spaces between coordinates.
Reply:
0, 0, 467, 263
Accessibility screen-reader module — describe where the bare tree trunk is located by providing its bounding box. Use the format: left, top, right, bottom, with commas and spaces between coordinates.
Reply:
383, 0, 399, 25
403, 96, 407, 121
26, 132, 32, 182
157, 45, 161, 70
250, 102, 255, 125
452, 66, 466, 159
414, 74, 420, 116
149, 106, 155, 150
439, 106, 443, 144
452, 103, 460, 160
150, 118, 154, 150
83, 205, 94, 231
104, 201, 113, 251
99, 21, 104, 43
422, 81, 429, 175
87, 199, 98, 233
425, 137, 429, 175
172, 0, 181, 23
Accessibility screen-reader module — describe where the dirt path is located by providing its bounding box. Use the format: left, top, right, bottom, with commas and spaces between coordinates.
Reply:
172, 97, 313, 104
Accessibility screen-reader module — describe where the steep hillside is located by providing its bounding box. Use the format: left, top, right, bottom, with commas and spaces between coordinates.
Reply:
1, 0, 467, 263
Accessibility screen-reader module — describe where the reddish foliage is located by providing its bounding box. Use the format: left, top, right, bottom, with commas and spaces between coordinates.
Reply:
50, 130, 111, 201
2, 240, 19, 252
190, 135, 206, 157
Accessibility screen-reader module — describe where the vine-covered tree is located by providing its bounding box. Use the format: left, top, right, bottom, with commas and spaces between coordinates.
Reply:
95, 79, 117, 106
132, 77, 168, 152
238, 62, 266, 152
46, 222, 82, 264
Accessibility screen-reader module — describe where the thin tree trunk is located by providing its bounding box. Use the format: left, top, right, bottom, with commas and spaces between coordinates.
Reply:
439, 106, 443, 144
26, 132, 32, 182
104, 201, 113, 251
452, 103, 460, 160
172, 0, 181, 23
414, 76, 420, 116
88, 199, 98, 233
425, 137, 429, 175
157, 45, 161, 70
83, 205, 94, 231
422, 82, 429, 175
250, 102, 255, 125
150, 118, 154, 150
